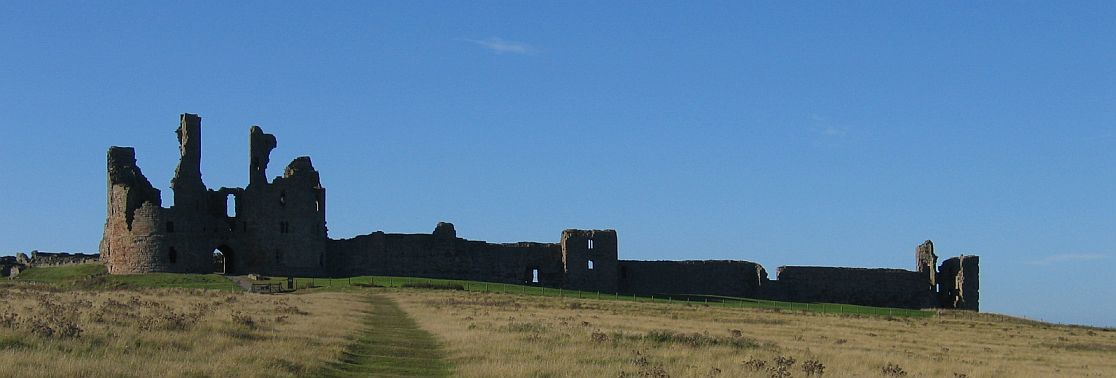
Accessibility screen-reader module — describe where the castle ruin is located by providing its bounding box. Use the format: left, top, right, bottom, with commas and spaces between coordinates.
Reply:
100, 114, 979, 311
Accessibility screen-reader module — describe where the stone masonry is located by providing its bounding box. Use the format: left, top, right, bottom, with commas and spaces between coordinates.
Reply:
99, 113, 981, 310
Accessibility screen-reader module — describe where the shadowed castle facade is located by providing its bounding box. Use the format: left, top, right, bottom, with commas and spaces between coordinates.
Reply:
100, 114, 979, 311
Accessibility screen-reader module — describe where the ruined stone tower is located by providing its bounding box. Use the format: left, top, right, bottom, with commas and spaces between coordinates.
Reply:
561, 229, 619, 292
101, 114, 328, 275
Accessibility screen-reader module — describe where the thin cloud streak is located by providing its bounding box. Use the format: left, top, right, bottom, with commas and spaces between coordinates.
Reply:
461, 37, 537, 55
1028, 253, 1108, 266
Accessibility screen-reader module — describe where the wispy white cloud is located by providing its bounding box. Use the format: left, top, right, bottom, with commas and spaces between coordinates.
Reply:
819, 125, 846, 136
808, 114, 847, 138
461, 37, 537, 55
1028, 253, 1108, 266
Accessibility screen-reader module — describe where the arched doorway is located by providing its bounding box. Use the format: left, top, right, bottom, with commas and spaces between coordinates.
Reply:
213, 245, 234, 275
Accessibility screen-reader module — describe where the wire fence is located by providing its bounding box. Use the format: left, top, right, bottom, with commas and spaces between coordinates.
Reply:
272, 275, 933, 318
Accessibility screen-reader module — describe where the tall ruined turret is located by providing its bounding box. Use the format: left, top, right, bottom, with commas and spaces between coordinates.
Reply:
916, 240, 937, 289
172, 114, 206, 210
248, 126, 277, 188
100, 146, 168, 273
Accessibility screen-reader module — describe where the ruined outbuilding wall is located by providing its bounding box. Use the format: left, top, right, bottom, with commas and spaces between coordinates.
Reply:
938, 255, 980, 311
764, 266, 936, 309
1, 256, 19, 278
26, 251, 100, 266
617, 260, 767, 298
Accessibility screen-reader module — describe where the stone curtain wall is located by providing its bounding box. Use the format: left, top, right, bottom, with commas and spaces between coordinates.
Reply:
618, 260, 767, 298
326, 224, 625, 291
765, 267, 936, 309
327, 224, 566, 285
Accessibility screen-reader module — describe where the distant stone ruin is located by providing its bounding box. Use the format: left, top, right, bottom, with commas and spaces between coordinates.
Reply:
1, 251, 100, 278
99, 114, 980, 310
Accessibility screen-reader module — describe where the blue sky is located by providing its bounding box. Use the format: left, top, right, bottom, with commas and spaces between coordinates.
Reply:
2, 2, 1114, 327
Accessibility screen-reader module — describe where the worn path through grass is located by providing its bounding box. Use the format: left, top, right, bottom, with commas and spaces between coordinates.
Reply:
322, 294, 452, 377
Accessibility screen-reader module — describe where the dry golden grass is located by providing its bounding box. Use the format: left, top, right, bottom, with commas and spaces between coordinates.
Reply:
0, 285, 366, 377
388, 289, 1116, 378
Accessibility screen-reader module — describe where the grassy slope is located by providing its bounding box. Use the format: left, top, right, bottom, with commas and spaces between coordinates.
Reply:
14, 263, 238, 291
6, 265, 1114, 377
0, 288, 367, 377
389, 288, 1116, 377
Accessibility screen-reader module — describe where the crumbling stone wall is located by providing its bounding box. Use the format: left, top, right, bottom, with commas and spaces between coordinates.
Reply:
617, 260, 766, 298
2, 252, 99, 277
26, 251, 100, 266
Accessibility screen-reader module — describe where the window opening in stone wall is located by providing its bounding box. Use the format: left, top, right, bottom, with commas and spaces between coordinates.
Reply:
168, 247, 177, 264
226, 194, 236, 217
279, 191, 286, 207
319, 252, 324, 267
588, 260, 595, 270
588, 239, 594, 249
532, 269, 540, 284
275, 249, 283, 264
315, 199, 321, 212
166, 221, 174, 233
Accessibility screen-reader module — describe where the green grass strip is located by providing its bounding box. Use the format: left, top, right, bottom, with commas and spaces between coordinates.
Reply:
286, 275, 933, 318
321, 294, 452, 378
15, 264, 239, 291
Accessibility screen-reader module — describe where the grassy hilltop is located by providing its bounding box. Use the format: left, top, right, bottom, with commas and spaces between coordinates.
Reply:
1, 264, 1114, 377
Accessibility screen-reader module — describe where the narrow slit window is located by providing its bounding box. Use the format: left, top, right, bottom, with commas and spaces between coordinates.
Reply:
168, 247, 177, 264
531, 269, 540, 283
588, 239, 594, 249
588, 260, 595, 270
226, 195, 236, 217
